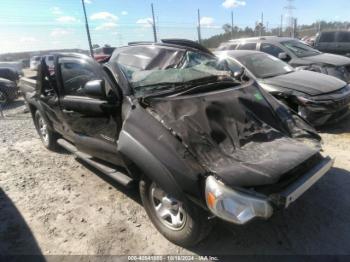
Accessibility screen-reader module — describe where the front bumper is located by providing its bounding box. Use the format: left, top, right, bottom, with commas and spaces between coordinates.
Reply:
297, 86, 350, 126
205, 156, 334, 225
300, 105, 350, 126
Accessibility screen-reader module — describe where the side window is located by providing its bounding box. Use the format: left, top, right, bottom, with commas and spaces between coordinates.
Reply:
260, 43, 285, 57
237, 42, 256, 50
227, 59, 242, 73
319, 32, 336, 43
227, 44, 237, 50
39, 58, 58, 96
218, 43, 237, 51
60, 59, 99, 96
337, 32, 350, 43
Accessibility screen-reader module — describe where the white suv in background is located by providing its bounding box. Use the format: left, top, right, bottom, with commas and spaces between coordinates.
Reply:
30, 55, 54, 71
30, 56, 41, 70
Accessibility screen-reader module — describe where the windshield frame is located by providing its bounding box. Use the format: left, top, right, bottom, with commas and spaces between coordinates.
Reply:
280, 40, 321, 58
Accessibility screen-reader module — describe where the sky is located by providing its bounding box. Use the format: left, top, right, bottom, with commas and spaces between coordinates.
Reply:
0, 0, 350, 53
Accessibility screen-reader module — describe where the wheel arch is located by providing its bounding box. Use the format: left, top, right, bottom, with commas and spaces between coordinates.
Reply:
27, 101, 55, 131
118, 130, 185, 201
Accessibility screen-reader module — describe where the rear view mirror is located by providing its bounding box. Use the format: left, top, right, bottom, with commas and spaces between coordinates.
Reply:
278, 52, 290, 61
83, 80, 106, 99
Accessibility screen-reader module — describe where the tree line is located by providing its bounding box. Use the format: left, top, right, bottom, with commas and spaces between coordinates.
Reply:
201, 20, 350, 48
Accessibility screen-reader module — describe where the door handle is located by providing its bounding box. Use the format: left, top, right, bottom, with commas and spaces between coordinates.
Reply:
62, 109, 75, 114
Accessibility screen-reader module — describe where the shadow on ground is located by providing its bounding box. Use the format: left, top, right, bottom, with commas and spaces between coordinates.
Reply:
1, 99, 25, 112
318, 113, 350, 134
60, 147, 350, 255
189, 167, 350, 255
76, 158, 142, 206
0, 188, 45, 260
75, 152, 350, 255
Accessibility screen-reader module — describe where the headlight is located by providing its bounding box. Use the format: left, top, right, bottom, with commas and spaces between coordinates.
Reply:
4, 82, 15, 88
205, 176, 273, 225
325, 66, 349, 81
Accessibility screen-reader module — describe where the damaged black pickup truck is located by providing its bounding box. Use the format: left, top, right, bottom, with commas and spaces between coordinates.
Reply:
21, 39, 334, 247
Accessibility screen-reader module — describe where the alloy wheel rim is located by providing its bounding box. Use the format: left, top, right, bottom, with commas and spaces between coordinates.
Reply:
149, 183, 187, 231
0, 91, 6, 104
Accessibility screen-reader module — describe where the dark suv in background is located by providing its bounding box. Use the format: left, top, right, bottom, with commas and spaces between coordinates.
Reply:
314, 31, 350, 57
218, 36, 350, 82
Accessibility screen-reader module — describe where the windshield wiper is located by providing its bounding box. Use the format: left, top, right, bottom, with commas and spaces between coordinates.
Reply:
138, 75, 233, 97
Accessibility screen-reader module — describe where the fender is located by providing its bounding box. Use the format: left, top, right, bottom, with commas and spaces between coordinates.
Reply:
118, 101, 206, 200
27, 98, 55, 131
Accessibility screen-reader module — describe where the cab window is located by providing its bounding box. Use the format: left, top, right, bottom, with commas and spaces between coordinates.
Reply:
337, 32, 350, 43
59, 59, 99, 96
260, 43, 285, 57
319, 32, 336, 43
237, 42, 256, 50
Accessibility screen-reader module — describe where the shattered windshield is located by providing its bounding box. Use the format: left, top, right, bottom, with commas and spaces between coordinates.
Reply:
116, 51, 233, 96
281, 40, 321, 58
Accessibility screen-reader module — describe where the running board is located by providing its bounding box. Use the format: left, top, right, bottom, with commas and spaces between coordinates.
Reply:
57, 139, 134, 188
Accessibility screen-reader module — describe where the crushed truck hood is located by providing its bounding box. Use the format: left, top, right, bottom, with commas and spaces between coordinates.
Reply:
262, 70, 346, 96
147, 82, 321, 187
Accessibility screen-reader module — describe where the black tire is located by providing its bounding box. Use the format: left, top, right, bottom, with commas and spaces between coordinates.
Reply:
34, 110, 58, 151
139, 177, 211, 247
0, 90, 8, 106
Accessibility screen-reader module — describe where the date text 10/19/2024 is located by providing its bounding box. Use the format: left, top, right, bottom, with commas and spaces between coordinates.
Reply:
128, 256, 220, 261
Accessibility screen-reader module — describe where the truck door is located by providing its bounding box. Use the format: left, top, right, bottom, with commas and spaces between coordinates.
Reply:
56, 55, 123, 165
37, 59, 63, 133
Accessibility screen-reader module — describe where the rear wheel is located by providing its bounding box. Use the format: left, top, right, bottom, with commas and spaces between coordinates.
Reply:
0, 90, 8, 105
139, 178, 211, 247
34, 110, 58, 150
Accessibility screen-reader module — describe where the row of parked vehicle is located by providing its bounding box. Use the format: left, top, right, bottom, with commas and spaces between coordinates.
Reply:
0, 66, 21, 106
217, 36, 350, 125
18, 37, 348, 247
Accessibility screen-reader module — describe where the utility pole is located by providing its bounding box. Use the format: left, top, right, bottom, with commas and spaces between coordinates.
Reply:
197, 9, 202, 44
266, 21, 269, 33
284, 0, 296, 37
259, 12, 264, 36
81, 0, 93, 57
318, 20, 321, 33
280, 14, 283, 36
231, 11, 234, 38
293, 18, 298, 38
151, 3, 158, 42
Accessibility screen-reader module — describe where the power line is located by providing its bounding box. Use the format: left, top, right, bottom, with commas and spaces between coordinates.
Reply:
151, 3, 158, 42
81, 0, 93, 57
284, 0, 296, 37
197, 9, 202, 44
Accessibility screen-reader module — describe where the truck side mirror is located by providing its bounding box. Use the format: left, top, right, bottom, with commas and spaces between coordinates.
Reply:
233, 67, 245, 79
83, 80, 106, 99
278, 52, 290, 62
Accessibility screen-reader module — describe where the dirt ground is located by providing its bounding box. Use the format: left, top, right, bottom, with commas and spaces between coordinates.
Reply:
0, 101, 350, 256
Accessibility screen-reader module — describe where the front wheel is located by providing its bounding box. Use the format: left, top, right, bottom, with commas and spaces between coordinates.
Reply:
34, 110, 58, 151
139, 178, 211, 247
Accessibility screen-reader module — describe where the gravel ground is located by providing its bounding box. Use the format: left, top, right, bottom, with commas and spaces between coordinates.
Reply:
0, 101, 350, 256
